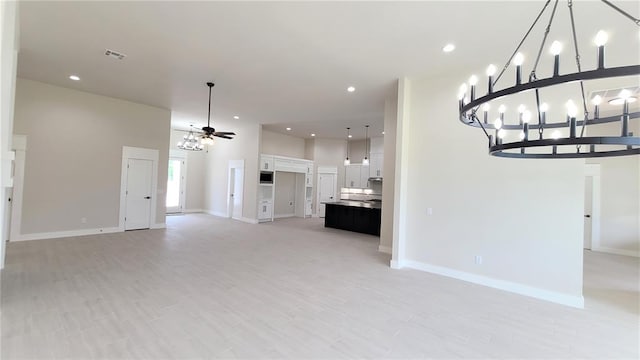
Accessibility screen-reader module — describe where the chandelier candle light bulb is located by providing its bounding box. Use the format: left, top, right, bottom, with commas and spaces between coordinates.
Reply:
592, 95, 602, 119
567, 100, 578, 138
518, 104, 526, 125
482, 103, 491, 124
594, 30, 608, 69
469, 75, 478, 101
620, 89, 631, 136
550, 41, 562, 76
539, 103, 549, 125
486, 64, 497, 93
513, 52, 524, 85
522, 110, 532, 142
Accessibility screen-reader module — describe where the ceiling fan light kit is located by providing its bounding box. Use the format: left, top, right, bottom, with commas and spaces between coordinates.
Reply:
457, 0, 639, 159
176, 82, 236, 151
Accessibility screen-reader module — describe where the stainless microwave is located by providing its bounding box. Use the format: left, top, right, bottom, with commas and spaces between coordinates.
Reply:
260, 171, 273, 184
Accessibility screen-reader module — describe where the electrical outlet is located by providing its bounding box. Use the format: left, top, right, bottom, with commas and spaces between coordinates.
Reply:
475, 255, 483, 265
81, 217, 87, 224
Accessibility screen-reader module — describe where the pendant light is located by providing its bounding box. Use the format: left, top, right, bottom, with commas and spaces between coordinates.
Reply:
362, 125, 370, 165
344, 127, 351, 166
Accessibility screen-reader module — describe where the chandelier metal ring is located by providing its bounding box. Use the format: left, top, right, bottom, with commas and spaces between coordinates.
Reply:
456, 0, 640, 159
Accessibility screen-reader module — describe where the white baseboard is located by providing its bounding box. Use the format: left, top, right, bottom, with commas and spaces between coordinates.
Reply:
591, 246, 639, 258
184, 209, 204, 214
150, 223, 166, 229
402, 260, 584, 309
274, 213, 295, 219
13, 226, 122, 242
206, 210, 229, 218
390, 259, 405, 269
378, 245, 392, 254
239, 217, 259, 224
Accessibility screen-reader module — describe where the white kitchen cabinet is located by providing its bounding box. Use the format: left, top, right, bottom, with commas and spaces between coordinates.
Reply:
369, 153, 384, 178
345, 164, 360, 188
258, 200, 273, 220
345, 164, 371, 188
360, 165, 370, 188
260, 155, 274, 171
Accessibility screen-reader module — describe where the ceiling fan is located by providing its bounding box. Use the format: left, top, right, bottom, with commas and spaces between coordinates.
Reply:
200, 82, 235, 145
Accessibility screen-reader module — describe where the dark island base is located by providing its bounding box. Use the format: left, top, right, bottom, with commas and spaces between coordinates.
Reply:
324, 203, 381, 236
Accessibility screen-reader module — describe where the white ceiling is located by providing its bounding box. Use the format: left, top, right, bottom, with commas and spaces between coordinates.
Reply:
17, 1, 640, 140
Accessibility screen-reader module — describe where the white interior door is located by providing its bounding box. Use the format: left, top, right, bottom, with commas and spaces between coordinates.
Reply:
166, 157, 185, 213
318, 173, 337, 217
125, 159, 153, 230
232, 167, 243, 219
584, 176, 593, 250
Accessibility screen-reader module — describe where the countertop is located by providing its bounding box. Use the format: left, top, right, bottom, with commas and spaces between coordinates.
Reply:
322, 200, 382, 209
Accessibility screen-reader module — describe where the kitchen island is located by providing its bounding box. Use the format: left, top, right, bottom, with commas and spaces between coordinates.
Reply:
323, 200, 381, 236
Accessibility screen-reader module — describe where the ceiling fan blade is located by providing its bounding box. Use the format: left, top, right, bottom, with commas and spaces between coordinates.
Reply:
214, 134, 234, 139
213, 132, 236, 136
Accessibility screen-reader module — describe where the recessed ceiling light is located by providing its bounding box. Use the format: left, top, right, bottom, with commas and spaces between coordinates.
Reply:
286, 127, 292, 131
347, 86, 356, 92
233, 115, 239, 119
69, 75, 80, 81
348, 134, 352, 138
442, 44, 455, 53
382, 131, 385, 135
311, 133, 316, 137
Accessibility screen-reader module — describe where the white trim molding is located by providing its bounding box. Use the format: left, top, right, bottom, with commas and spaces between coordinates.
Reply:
378, 245, 392, 254
184, 208, 204, 214
591, 246, 639, 258
206, 210, 228, 218
13, 227, 121, 242
9, 135, 27, 242
402, 259, 584, 309
151, 223, 166, 229
240, 217, 259, 224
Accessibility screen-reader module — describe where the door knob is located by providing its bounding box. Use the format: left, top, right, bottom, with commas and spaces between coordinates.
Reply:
144, 196, 151, 199
584, 214, 591, 218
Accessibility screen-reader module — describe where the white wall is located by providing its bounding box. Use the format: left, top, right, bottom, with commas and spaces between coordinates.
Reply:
274, 171, 296, 216
169, 129, 206, 212
13, 78, 171, 236
380, 93, 398, 253
306, 138, 347, 214
586, 121, 640, 256
261, 129, 306, 159
204, 121, 260, 221
348, 139, 366, 163
394, 74, 585, 307
0, 0, 19, 268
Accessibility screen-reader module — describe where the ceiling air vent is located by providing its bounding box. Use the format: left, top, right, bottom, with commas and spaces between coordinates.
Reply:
104, 49, 126, 60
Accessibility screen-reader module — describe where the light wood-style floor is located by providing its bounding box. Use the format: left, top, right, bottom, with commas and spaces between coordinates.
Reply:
2, 214, 638, 359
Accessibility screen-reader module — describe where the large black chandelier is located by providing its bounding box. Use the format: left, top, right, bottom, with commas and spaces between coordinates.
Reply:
458, 0, 639, 159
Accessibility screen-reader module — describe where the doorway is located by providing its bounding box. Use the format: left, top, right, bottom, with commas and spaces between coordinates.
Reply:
120, 146, 159, 231
166, 156, 186, 214
584, 164, 601, 250
228, 160, 244, 220
317, 167, 338, 218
